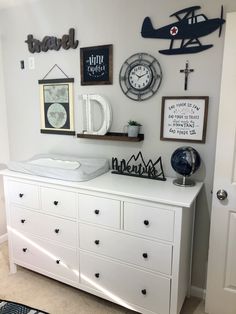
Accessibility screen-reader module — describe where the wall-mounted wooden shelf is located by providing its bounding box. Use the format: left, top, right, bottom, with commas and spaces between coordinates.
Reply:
77, 132, 144, 142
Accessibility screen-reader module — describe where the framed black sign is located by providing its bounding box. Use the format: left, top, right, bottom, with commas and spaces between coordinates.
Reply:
38, 78, 75, 135
80, 44, 113, 85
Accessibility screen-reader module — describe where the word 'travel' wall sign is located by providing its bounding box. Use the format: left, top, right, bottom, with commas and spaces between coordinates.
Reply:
160, 96, 208, 143
25, 28, 79, 53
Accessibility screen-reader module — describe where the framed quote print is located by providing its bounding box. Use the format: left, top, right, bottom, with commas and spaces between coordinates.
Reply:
80, 44, 113, 85
38, 78, 75, 135
160, 96, 209, 143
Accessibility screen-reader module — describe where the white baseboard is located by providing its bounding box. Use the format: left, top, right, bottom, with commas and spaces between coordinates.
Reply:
0, 233, 7, 244
190, 285, 206, 299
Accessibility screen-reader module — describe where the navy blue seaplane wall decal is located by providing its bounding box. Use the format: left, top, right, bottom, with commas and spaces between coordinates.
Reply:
141, 6, 225, 55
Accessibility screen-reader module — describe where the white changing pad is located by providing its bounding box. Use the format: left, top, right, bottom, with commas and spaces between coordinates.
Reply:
7, 154, 109, 182
30, 158, 80, 170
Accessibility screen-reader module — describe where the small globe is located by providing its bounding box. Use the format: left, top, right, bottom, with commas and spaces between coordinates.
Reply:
171, 147, 201, 177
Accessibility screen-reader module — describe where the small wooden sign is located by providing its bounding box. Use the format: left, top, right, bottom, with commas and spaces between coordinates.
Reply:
160, 96, 208, 143
80, 44, 113, 85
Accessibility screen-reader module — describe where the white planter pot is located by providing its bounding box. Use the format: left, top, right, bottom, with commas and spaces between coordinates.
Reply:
128, 125, 140, 137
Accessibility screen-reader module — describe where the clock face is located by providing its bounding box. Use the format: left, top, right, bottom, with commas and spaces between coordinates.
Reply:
128, 65, 153, 90
119, 53, 162, 101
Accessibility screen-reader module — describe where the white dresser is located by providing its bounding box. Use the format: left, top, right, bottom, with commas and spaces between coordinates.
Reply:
1, 170, 202, 314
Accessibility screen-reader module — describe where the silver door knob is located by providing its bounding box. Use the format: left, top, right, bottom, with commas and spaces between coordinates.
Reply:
216, 189, 228, 201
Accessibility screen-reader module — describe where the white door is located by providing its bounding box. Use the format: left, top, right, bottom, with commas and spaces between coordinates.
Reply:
205, 12, 236, 314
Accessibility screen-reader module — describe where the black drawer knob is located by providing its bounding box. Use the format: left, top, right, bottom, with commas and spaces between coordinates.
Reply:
94, 240, 100, 245
94, 209, 100, 215
54, 201, 59, 206
19, 193, 24, 198
143, 220, 149, 226
142, 253, 148, 259
56, 260, 60, 264
54, 229, 60, 234
141, 289, 147, 295
21, 219, 26, 224
22, 248, 27, 252
95, 273, 100, 278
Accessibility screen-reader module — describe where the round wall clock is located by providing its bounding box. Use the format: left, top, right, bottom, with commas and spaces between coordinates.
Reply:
119, 53, 162, 101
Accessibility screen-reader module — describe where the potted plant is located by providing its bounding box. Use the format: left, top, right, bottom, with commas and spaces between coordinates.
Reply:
127, 120, 142, 137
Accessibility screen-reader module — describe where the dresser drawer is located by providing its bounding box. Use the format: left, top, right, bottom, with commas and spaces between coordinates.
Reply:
8, 181, 39, 209
80, 252, 170, 314
11, 233, 78, 283
79, 223, 172, 275
11, 206, 77, 247
41, 187, 77, 219
79, 194, 120, 229
124, 202, 175, 242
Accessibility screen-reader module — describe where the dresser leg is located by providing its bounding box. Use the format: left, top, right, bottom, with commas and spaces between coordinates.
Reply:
9, 262, 17, 274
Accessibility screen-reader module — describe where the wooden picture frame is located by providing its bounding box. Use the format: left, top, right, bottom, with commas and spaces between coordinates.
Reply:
80, 44, 113, 85
160, 96, 208, 143
38, 78, 75, 135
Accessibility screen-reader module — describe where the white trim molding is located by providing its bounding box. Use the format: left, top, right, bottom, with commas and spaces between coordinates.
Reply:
190, 285, 206, 299
0, 233, 7, 244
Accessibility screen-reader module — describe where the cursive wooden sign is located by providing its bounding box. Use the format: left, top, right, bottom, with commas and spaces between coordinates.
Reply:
25, 28, 79, 53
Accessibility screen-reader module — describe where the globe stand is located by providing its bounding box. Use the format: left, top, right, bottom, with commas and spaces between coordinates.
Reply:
173, 176, 195, 187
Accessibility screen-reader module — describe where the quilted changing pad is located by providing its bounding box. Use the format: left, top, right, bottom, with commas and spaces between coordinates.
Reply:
7, 154, 109, 182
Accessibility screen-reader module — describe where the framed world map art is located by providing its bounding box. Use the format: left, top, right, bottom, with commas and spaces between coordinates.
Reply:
38, 78, 75, 135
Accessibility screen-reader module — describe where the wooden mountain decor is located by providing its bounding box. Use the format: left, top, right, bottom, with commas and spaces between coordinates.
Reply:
111, 151, 166, 181
141, 6, 225, 55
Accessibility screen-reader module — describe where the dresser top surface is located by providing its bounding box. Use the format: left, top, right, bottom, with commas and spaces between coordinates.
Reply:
1, 169, 203, 208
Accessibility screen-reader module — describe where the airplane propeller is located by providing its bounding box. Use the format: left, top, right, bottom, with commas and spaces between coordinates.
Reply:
219, 5, 224, 37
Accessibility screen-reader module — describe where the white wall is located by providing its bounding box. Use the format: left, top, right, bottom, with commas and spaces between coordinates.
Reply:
1, 0, 236, 289
0, 37, 9, 240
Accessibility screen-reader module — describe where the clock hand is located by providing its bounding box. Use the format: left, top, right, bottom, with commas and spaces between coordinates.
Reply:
138, 73, 148, 79
136, 73, 146, 79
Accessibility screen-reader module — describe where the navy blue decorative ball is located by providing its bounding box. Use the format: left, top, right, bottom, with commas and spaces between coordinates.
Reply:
171, 147, 201, 177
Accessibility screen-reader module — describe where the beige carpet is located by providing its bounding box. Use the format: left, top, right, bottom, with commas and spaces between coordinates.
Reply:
0, 242, 205, 314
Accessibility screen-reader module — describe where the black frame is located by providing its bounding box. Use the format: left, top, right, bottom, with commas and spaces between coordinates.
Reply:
80, 44, 113, 85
